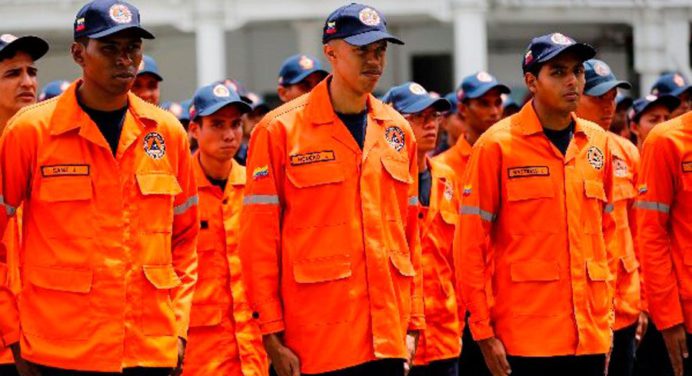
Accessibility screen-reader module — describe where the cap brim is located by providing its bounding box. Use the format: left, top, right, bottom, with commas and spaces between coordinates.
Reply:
344, 30, 404, 47
616, 96, 633, 109
284, 69, 329, 85
137, 70, 163, 81
89, 25, 155, 40
671, 85, 692, 97
655, 95, 682, 112
0, 36, 49, 61
538, 43, 596, 66
197, 100, 252, 119
465, 84, 511, 100
401, 97, 451, 114
584, 80, 631, 97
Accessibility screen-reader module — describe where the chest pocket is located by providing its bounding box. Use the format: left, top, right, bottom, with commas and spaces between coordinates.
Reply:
505, 176, 556, 234
583, 179, 607, 234
286, 161, 345, 188
381, 155, 411, 184
285, 162, 346, 229
136, 173, 182, 233
38, 176, 94, 238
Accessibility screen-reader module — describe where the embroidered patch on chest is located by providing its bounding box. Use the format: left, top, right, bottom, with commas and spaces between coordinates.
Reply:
384, 126, 405, 152
507, 166, 550, 179
289, 151, 336, 166
614, 157, 629, 177
587, 146, 604, 170
143, 132, 166, 160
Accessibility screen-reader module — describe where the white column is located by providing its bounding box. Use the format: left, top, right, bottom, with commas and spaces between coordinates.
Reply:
452, 0, 488, 86
633, 9, 667, 94
663, 10, 692, 81
292, 20, 325, 61
195, 0, 226, 86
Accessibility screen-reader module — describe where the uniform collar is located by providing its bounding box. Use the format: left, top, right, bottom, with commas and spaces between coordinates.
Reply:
305, 75, 393, 125
514, 99, 589, 139
193, 151, 246, 189
456, 136, 473, 156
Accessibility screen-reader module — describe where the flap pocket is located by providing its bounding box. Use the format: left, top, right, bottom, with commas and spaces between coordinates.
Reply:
439, 207, 458, 225
586, 259, 611, 281
27, 265, 93, 293
39, 176, 92, 202
293, 255, 352, 283
613, 182, 637, 202
621, 255, 640, 274
584, 180, 607, 202
381, 155, 412, 184
189, 305, 223, 327
510, 260, 560, 282
390, 252, 416, 277
143, 264, 182, 289
683, 173, 692, 192
136, 173, 183, 196
286, 162, 345, 188
506, 177, 554, 202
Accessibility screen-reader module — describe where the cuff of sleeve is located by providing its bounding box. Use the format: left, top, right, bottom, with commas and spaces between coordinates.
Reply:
469, 319, 494, 341
1, 329, 20, 348
408, 314, 426, 331
260, 320, 286, 335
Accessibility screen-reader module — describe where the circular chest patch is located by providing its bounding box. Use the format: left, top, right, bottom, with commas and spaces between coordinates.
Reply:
143, 132, 166, 160
384, 126, 405, 152
587, 146, 604, 170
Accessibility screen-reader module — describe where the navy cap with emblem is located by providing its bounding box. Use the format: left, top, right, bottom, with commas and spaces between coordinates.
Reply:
381, 82, 451, 115
0, 34, 49, 62
73, 0, 154, 40
38, 80, 70, 101
443, 92, 458, 114
502, 93, 520, 111
458, 71, 510, 101
630, 94, 680, 123
522, 32, 596, 74
278, 54, 328, 86
191, 83, 252, 121
137, 55, 162, 81
322, 3, 403, 46
583, 59, 631, 97
651, 72, 692, 98
178, 99, 192, 123
616, 93, 633, 110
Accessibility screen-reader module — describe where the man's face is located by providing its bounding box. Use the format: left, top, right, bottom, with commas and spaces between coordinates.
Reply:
632, 104, 671, 143
460, 88, 504, 135
325, 39, 387, 96
672, 90, 691, 118
73, 30, 143, 97
576, 88, 617, 130
0, 51, 37, 118
191, 105, 244, 162
405, 107, 441, 154
278, 72, 326, 102
131, 73, 160, 105
241, 110, 266, 140
441, 111, 464, 145
527, 51, 585, 114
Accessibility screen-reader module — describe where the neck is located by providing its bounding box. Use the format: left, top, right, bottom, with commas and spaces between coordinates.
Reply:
533, 100, 572, 131
417, 152, 427, 172
78, 79, 128, 111
329, 75, 368, 114
199, 153, 233, 181
0, 112, 12, 133
465, 126, 482, 146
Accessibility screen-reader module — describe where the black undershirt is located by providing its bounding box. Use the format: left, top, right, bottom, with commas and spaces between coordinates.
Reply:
543, 121, 574, 156
77, 96, 127, 156
207, 176, 228, 191
336, 110, 368, 149
418, 168, 432, 207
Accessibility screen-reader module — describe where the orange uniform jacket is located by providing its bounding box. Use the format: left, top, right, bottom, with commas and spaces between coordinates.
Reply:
637, 111, 692, 332
433, 137, 472, 196
0, 81, 199, 372
238, 78, 424, 374
414, 159, 463, 366
184, 153, 267, 376
0, 214, 20, 365
457, 101, 616, 357
606, 132, 642, 330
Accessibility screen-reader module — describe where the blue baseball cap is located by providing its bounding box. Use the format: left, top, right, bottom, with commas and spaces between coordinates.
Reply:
161, 101, 184, 118
137, 55, 162, 81
522, 32, 595, 74
245, 92, 270, 114
382, 82, 451, 115
0, 34, 49, 62
458, 71, 510, 101
443, 92, 458, 114
502, 93, 520, 110
616, 93, 633, 109
651, 72, 692, 98
191, 83, 252, 121
583, 59, 630, 96
74, 0, 154, 40
278, 54, 328, 86
631, 94, 680, 123
179, 99, 192, 122
38, 80, 70, 101
322, 3, 403, 46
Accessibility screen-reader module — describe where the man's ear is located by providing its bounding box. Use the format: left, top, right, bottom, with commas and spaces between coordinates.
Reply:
323, 42, 337, 63
277, 85, 289, 103
71, 41, 86, 67
189, 119, 201, 140
524, 71, 538, 96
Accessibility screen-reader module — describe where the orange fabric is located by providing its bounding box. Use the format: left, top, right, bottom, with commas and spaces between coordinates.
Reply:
456, 101, 616, 357
637, 111, 692, 332
433, 137, 472, 196
238, 77, 423, 374
0, 80, 199, 372
606, 133, 642, 330
183, 154, 267, 376
414, 159, 462, 365
0, 212, 20, 364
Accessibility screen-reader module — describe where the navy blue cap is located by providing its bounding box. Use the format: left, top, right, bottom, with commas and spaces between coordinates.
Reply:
161, 101, 184, 118
74, 0, 154, 40
245, 92, 270, 114
651, 73, 692, 98
443, 92, 458, 114
616, 93, 633, 109
502, 93, 520, 110
631, 94, 680, 123
137, 55, 162, 81
191, 83, 252, 121
583, 59, 630, 96
382, 82, 451, 114
38, 80, 70, 101
0, 34, 49, 61
523, 32, 596, 73
458, 71, 510, 101
322, 3, 403, 46
278, 54, 328, 86
179, 99, 192, 122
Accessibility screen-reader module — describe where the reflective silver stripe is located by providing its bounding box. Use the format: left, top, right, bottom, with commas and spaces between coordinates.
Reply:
0, 195, 16, 217
408, 196, 419, 206
243, 195, 279, 206
604, 203, 614, 214
459, 205, 495, 222
634, 200, 670, 214
174, 195, 198, 215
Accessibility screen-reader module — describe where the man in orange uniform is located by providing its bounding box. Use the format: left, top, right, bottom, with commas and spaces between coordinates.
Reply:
182, 82, 268, 376
636, 110, 692, 376
239, 4, 423, 376
383, 82, 458, 376
650, 73, 691, 118
575, 58, 643, 376
276, 53, 328, 103
630, 95, 680, 151
0, 33, 49, 376
0, 1, 199, 375
457, 33, 615, 376
131, 55, 162, 105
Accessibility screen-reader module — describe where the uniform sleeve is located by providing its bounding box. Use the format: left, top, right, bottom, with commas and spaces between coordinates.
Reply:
171, 132, 199, 340
455, 139, 501, 341
601, 138, 617, 329
628, 148, 647, 312
239, 123, 286, 335
407, 140, 424, 331
636, 134, 682, 330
